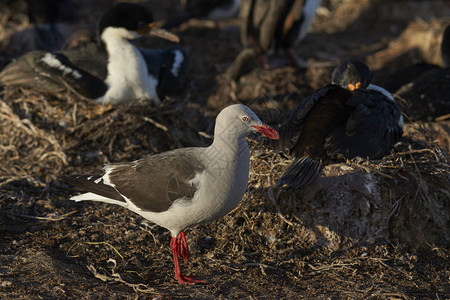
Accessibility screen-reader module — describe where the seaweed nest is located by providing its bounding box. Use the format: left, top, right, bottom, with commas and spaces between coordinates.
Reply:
0, 87, 208, 186
2, 84, 448, 251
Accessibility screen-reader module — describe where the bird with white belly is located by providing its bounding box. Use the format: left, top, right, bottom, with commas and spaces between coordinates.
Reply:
0, 3, 188, 105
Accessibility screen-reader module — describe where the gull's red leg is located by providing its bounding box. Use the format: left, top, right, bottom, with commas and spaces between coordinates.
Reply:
170, 232, 207, 285
177, 231, 190, 263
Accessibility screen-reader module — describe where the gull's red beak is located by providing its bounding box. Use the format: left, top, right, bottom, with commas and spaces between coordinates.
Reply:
252, 124, 279, 140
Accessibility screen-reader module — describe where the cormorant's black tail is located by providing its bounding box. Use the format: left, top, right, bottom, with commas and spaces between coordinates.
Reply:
277, 157, 323, 188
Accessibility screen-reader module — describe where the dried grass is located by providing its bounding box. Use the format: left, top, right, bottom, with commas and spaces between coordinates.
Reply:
0, 1, 449, 297
0, 87, 207, 186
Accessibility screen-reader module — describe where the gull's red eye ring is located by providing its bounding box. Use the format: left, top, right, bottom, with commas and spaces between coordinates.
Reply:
241, 116, 249, 122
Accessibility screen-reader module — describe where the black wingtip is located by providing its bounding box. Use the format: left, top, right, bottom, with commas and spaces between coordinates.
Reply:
60, 174, 126, 202
60, 174, 78, 186
277, 157, 323, 189
59, 174, 87, 193
60, 174, 100, 190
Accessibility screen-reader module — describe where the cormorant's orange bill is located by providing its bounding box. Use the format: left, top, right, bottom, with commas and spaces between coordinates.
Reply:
347, 82, 362, 91
138, 22, 180, 43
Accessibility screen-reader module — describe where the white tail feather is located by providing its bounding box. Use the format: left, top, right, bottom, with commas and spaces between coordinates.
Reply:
70, 192, 129, 208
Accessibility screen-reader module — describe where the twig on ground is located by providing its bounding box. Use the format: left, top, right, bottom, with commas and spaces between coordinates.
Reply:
86, 262, 157, 294
66, 241, 124, 260
8, 210, 78, 221
142, 116, 169, 132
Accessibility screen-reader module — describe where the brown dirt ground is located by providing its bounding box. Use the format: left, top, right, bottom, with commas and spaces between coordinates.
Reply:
1, 0, 449, 299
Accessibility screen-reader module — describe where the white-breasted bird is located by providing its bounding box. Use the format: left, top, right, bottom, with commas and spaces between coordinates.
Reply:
0, 3, 188, 105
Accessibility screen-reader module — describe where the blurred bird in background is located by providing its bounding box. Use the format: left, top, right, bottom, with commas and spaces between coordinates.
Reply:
225, 0, 322, 80
0, 0, 77, 69
163, 0, 241, 29
0, 3, 188, 105
375, 24, 450, 122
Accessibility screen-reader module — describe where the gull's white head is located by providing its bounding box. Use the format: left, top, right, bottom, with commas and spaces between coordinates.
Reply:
215, 104, 279, 140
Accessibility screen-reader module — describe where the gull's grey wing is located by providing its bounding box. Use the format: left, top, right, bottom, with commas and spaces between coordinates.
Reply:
63, 148, 205, 213
107, 148, 205, 212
